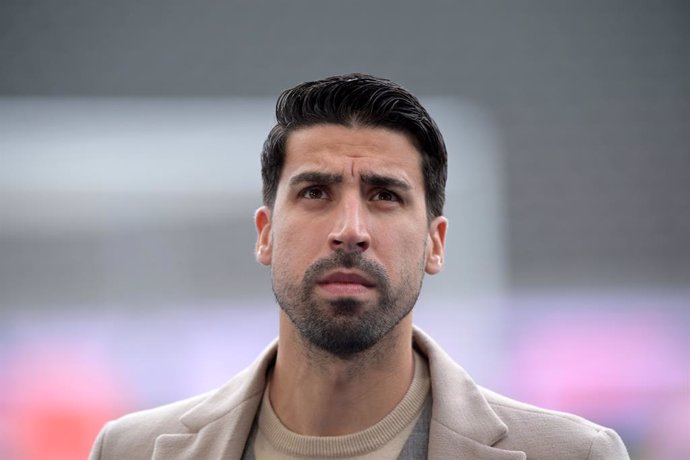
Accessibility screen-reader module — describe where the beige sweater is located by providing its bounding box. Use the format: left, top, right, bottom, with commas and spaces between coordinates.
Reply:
251, 351, 430, 459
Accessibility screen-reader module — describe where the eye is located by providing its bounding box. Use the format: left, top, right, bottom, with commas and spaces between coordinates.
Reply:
371, 189, 400, 202
299, 186, 329, 200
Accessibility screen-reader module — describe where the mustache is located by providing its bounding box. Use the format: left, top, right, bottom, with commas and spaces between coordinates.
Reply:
302, 250, 389, 289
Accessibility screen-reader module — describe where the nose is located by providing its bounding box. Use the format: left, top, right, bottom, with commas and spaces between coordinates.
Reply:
328, 197, 371, 253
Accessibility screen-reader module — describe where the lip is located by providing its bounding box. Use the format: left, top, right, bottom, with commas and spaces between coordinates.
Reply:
315, 270, 376, 296
317, 271, 376, 287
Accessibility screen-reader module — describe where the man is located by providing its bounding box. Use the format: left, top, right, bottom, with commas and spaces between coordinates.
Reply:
90, 74, 629, 459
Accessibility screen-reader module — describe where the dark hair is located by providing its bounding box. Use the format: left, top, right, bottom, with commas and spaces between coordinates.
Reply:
261, 73, 447, 219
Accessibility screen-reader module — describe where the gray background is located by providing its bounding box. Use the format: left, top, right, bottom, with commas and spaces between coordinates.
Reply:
1, 4, 689, 458
1, 0, 689, 308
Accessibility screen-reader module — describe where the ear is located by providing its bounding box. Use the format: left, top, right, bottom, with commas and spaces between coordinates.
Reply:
425, 216, 447, 275
255, 206, 272, 266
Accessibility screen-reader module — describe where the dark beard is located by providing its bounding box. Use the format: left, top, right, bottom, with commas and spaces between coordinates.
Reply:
273, 250, 421, 359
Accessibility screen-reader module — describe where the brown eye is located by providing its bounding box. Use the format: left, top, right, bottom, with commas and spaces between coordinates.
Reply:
300, 187, 327, 200
372, 190, 399, 202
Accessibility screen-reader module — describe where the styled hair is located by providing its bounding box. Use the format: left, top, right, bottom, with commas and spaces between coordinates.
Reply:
261, 73, 448, 219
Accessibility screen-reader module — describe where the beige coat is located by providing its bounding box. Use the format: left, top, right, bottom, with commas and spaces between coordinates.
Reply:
90, 327, 629, 459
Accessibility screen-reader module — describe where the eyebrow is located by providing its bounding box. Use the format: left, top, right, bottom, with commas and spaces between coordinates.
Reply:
288, 171, 411, 191
360, 173, 411, 191
289, 171, 343, 187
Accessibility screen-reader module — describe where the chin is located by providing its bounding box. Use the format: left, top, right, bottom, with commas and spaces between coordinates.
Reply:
326, 297, 366, 316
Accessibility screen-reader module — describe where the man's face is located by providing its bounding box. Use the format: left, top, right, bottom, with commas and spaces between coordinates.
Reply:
255, 125, 446, 357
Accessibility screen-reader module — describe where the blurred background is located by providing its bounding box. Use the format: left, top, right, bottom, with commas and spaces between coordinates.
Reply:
1, 1, 688, 459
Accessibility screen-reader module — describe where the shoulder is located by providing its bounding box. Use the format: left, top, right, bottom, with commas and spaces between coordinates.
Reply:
413, 326, 628, 459
89, 340, 278, 460
89, 391, 211, 460
481, 388, 629, 459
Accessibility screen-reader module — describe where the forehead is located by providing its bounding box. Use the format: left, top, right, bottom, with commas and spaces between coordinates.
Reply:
281, 124, 423, 180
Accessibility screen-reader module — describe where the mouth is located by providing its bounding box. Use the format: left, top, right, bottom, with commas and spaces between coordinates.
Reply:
316, 271, 376, 295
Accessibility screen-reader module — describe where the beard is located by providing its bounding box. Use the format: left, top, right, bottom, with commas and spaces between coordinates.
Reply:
272, 249, 424, 359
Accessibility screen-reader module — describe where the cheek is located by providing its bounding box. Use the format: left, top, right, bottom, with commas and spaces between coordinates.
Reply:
271, 221, 318, 272
377, 225, 426, 262
275, 221, 308, 252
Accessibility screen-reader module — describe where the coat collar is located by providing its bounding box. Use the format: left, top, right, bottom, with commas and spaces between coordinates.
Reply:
153, 328, 525, 460
152, 340, 278, 459
413, 328, 525, 460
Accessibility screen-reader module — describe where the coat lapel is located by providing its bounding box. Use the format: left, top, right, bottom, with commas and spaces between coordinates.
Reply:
152, 340, 278, 460
150, 330, 525, 460
413, 328, 526, 460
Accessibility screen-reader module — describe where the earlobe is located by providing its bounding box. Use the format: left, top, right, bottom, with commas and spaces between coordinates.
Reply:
255, 206, 272, 266
425, 216, 447, 275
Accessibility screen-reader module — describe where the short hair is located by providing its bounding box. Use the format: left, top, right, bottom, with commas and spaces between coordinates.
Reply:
261, 73, 448, 219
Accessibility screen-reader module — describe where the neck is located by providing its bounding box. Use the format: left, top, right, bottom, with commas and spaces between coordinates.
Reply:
269, 311, 415, 436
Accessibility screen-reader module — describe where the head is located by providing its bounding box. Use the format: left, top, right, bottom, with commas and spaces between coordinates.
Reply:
261, 73, 447, 222
256, 74, 448, 358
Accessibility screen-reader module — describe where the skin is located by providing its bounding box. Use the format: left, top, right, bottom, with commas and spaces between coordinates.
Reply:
255, 124, 447, 436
